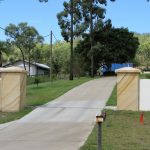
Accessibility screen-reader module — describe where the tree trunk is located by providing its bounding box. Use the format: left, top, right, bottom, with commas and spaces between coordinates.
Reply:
19, 48, 26, 70
29, 48, 31, 76
69, 0, 74, 80
90, 0, 94, 78
0, 51, 2, 67
146, 62, 148, 70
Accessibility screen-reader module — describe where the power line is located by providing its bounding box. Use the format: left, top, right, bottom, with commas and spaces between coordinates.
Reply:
52, 32, 59, 42
0, 26, 50, 40
0, 26, 62, 45
0, 26, 16, 39
43, 34, 50, 38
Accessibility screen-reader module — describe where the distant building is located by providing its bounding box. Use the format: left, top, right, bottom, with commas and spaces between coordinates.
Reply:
3, 60, 50, 76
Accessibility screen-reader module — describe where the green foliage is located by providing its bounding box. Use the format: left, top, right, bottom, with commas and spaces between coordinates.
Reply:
8, 47, 22, 63
5, 40, 71, 78
134, 33, 150, 68
81, 0, 115, 77
0, 41, 12, 66
75, 27, 139, 74
31, 44, 50, 64
5, 22, 44, 70
81, 0, 115, 32
103, 28, 139, 63
82, 0, 106, 27
57, 0, 84, 42
57, 0, 115, 77
135, 38, 150, 68
52, 41, 70, 75
135, 33, 150, 44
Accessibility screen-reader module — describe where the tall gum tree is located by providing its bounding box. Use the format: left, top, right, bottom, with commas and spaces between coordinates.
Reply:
57, 0, 86, 80
81, 0, 115, 77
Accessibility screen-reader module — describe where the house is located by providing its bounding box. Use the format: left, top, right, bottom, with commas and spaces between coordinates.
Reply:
3, 60, 50, 76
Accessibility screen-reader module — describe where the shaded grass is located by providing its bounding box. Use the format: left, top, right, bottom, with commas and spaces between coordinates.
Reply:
27, 75, 51, 85
106, 84, 117, 106
80, 110, 150, 150
140, 73, 150, 79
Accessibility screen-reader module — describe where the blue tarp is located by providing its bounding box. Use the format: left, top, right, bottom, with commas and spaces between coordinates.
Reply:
102, 63, 133, 74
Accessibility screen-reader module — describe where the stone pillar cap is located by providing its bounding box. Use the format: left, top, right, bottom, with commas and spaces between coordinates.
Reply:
0, 67, 27, 73
115, 67, 141, 73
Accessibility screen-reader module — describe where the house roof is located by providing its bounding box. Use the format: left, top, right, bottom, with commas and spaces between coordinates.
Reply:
3, 60, 50, 70
31, 62, 50, 70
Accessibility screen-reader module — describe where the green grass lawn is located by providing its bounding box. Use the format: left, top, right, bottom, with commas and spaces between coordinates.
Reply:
80, 83, 150, 150
0, 77, 91, 124
26, 77, 91, 106
106, 84, 117, 106
80, 110, 150, 150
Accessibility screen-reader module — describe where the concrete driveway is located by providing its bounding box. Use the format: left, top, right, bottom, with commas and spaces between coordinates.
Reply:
0, 77, 116, 150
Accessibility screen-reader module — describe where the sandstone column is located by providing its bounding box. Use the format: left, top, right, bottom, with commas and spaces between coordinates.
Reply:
0, 67, 27, 112
116, 67, 140, 111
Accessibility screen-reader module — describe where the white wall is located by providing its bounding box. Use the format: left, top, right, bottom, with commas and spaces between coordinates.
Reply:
140, 79, 150, 111
7, 61, 46, 76
12, 61, 37, 76
6, 61, 49, 76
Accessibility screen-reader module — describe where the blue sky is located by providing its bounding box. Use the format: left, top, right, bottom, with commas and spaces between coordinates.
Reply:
0, 0, 150, 43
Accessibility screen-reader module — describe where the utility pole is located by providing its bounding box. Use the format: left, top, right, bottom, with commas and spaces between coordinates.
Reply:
90, 0, 94, 78
50, 30, 52, 80
69, 0, 74, 80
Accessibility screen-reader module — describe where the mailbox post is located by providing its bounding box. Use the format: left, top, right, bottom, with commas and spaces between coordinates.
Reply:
96, 112, 106, 150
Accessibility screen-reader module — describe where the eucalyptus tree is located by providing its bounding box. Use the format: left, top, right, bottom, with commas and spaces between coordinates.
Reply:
22, 26, 44, 75
5, 22, 43, 74
80, 0, 115, 77
57, 0, 85, 80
